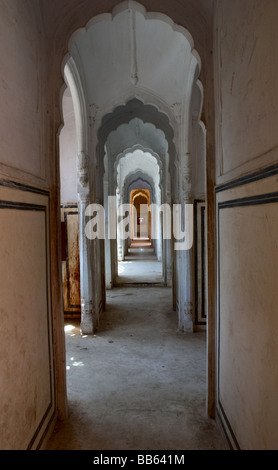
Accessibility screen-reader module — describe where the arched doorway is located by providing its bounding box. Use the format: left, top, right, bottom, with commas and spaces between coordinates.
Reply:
58, 0, 209, 416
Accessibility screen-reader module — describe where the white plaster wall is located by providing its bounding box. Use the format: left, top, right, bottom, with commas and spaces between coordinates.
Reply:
215, 0, 278, 449
0, 0, 57, 449
0, 0, 47, 185
215, 0, 278, 184
0, 186, 55, 449
216, 176, 278, 449
219, 206, 278, 448
60, 90, 78, 203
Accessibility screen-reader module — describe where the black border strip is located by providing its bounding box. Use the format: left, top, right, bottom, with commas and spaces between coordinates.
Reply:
0, 200, 55, 449
0, 178, 49, 196
217, 190, 278, 450
219, 192, 278, 209
0, 201, 46, 211
215, 162, 278, 193
60, 203, 79, 209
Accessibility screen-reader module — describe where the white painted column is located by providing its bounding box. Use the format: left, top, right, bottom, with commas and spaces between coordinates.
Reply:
116, 188, 124, 262
165, 238, 172, 286
165, 182, 172, 286
104, 181, 112, 289
77, 151, 95, 334
156, 191, 163, 261
180, 237, 193, 332
178, 153, 194, 332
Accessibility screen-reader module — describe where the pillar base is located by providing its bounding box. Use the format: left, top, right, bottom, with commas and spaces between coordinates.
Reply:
178, 302, 193, 333
81, 301, 95, 335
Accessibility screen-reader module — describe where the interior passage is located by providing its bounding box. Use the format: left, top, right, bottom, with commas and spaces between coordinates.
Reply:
117, 237, 163, 285
46, 287, 226, 450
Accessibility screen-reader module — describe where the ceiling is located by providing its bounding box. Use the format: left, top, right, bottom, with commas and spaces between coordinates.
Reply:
61, 1, 205, 201
68, 3, 200, 128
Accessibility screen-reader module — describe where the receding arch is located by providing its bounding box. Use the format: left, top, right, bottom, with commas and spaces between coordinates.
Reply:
125, 174, 155, 204
56, 0, 206, 161
58, 0, 206, 339
97, 98, 176, 166
114, 144, 163, 192
62, 56, 89, 156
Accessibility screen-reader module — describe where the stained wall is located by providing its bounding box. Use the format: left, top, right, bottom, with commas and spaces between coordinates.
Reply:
0, 0, 65, 449
214, 0, 278, 449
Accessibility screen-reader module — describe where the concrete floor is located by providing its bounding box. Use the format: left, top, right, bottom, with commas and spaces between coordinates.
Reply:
46, 285, 227, 451
117, 245, 163, 285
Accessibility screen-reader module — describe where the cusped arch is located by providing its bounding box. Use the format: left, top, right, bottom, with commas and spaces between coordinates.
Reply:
59, 0, 204, 164
127, 176, 153, 200
68, 0, 201, 74
60, 1, 205, 180
123, 170, 158, 205
132, 190, 150, 205
117, 149, 160, 196
97, 98, 177, 177
108, 118, 169, 162
114, 144, 163, 184
62, 55, 89, 155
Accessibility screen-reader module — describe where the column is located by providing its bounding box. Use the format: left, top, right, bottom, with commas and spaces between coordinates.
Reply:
178, 153, 194, 332
104, 181, 112, 289
77, 151, 95, 334
116, 188, 124, 262
165, 181, 172, 286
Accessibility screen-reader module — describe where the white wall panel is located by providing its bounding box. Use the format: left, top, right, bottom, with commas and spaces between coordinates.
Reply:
0, 182, 55, 449
216, 171, 278, 449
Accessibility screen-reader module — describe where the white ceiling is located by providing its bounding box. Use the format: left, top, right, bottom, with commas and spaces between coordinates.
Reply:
68, 3, 200, 125
62, 1, 203, 200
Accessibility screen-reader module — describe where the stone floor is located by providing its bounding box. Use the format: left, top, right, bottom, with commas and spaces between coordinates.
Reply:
117, 245, 163, 285
46, 283, 227, 451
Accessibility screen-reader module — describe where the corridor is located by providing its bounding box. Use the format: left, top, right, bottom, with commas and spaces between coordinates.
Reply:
117, 239, 164, 285
3, 0, 278, 451
46, 287, 226, 450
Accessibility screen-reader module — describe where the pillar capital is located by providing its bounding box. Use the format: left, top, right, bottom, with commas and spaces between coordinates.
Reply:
180, 152, 192, 202
77, 151, 89, 194
78, 192, 90, 204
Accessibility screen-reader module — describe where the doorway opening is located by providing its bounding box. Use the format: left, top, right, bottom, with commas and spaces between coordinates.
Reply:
117, 188, 163, 285
58, 1, 207, 333
56, 2, 213, 444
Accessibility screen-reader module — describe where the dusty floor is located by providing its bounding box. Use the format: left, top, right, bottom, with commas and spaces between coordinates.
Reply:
117, 242, 163, 285
46, 285, 227, 451
117, 258, 163, 285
